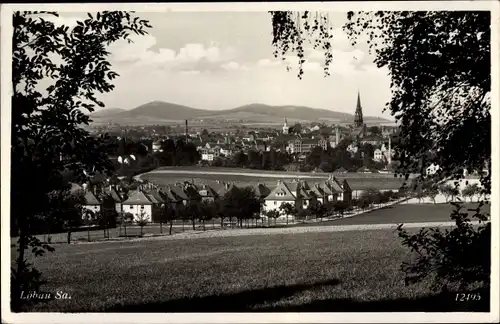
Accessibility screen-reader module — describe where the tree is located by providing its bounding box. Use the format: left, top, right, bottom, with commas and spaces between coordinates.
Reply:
426, 185, 439, 205
265, 209, 280, 227
341, 11, 490, 296
307, 201, 328, 222
160, 204, 177, 235
49, 188, 86, 244
333, 201, 349, 217
272, 11, 490, 187
96, 208, 117, 239
439, 184, 454, 203
221, 186, 261, 228
199, 201, 217, 231
135, 212, 149, 237
367, 126, 381, 136
11, 11, 151, 310
462, 183, 480, 203
119, 211, 133, 237
279, 202, 296, 225
185, 202, 202, 231
292, 123, 302, 134
344, 11, 490, 190
397, 202, 490, 292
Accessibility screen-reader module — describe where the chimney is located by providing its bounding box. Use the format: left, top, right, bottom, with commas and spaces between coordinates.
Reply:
335, 126, 340, 147
277, 180, 282, 186
185, 120, 189, 143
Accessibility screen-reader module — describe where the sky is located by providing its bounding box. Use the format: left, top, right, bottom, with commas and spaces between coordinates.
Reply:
54, 11, 393, 119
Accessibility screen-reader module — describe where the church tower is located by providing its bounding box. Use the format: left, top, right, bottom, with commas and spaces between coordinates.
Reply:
354, 91, 364, 128
283, 117, 289, 134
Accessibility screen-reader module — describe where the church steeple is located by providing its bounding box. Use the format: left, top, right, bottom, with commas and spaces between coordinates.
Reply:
354, 90, 364, 128
283, 117, 289, 134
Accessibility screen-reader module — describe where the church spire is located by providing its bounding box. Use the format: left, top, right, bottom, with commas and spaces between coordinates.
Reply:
354, 90, 364, 128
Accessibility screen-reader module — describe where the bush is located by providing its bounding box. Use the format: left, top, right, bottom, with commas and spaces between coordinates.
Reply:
396, 202, 490, 292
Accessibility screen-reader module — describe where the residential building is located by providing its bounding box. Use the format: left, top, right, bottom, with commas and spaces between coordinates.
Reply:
101, 185, 124, 214
152, 140, 163, 153
374, 149, 384, 162
121, 190, 155, 222
360, 136, 384, 146
263, 175, 351, 213
83, 190, 101, 216
197, 184, 218, 203
287, 137, 327, 154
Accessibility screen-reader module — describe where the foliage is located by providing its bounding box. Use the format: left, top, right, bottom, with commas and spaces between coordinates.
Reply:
307, 200, 328, 221
462, 183, 480, 203
160, 203, 177, 235
221, 187, 261, 228
279, 202, 296, 218
438, 184, 456, 203
265, 209, 281, 226
396, 202, 490, 292
153, 139, 201, 167
135, 211, 149, 237
11, 10, 152, 308
333, 201, 349, 216
426, 185, 439, 204
270, 11, 334, 79
343, 11, 490, 190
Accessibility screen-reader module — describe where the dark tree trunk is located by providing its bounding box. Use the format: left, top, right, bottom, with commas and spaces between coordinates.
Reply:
192, 218, 195, 230
169, 221, 173, 235
67, 230, 72, 244
160, 221, 163, 234
202, 220, 206, 231
87, 226, 90, 242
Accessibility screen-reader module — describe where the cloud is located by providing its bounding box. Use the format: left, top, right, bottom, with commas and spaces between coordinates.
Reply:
41, 13, 81, 28
257, 58, 282, 68
107, 34, 238, 73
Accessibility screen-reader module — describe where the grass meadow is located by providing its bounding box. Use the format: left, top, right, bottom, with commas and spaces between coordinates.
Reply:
140, 169, 408, 191
15, 227, 488, 312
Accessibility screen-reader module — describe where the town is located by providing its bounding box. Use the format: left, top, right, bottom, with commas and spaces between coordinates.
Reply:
6, 6, 494, 318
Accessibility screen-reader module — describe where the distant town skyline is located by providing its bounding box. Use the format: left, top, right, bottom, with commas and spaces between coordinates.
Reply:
53, 11, 393, 119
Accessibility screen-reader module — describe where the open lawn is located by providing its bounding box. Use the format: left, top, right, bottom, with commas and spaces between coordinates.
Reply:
297, 202, 491, 227
141, 169, 408, 191
16, 229, 488, 312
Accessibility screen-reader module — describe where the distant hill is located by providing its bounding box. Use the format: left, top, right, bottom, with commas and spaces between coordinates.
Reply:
224, 103, 354, 121
91, 108, 126, 117
91, 101, 393, 125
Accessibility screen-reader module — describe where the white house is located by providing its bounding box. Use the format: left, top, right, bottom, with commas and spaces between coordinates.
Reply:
82, 190, 101, 219
263, 176, 350, 215
152, 140, 163, 153
121, 190, 154, 222
264, 180, 296, 213
374, 149, 384, 162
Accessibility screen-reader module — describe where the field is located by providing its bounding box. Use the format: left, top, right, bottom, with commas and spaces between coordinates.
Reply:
141, 167, 410, 191
297, 202, 491, 227
15, 227, 488, 313
16, 201, 489, 245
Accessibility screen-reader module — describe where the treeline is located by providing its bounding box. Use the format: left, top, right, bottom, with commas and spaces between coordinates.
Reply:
302, 141, 387, 172
210, 149, 293, 171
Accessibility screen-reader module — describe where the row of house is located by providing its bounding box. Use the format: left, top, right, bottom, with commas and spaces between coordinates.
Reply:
71, 175, 354, 223
263, 175, 352, 212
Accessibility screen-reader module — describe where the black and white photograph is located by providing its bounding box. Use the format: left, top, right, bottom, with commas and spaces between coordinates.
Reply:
1, 1, 499, 323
